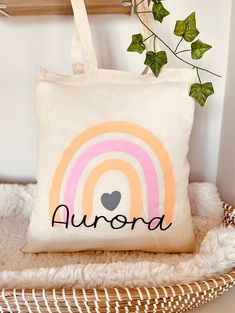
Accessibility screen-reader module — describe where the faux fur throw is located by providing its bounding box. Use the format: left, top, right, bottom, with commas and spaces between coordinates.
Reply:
0, 182, 234, 289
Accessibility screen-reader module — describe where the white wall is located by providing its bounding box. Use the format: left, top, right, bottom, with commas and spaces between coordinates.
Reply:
217, 0, 235, 205
0, 0, 232, 183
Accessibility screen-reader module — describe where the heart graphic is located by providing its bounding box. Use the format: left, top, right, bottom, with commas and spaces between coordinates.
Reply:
101, 191, 121, 211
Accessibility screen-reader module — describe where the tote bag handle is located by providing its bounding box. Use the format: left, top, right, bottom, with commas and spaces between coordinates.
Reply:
70, 0, 160, 74
70, 0, 97, 74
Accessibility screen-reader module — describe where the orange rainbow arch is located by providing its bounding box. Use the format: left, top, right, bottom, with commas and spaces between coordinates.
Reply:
83, 159, 142, 219
49, 121, 175, 224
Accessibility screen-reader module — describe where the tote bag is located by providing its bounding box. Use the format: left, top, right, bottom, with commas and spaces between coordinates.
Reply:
24, 0, 196, 253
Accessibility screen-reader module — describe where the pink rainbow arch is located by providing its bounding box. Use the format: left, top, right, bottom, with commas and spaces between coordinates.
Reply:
63, 139, 159, 221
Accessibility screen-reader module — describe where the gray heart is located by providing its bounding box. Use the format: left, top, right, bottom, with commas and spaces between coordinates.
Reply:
101, 191, 121, 211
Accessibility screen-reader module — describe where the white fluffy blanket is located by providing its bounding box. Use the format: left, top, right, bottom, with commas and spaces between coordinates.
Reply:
0, 182, 234, 289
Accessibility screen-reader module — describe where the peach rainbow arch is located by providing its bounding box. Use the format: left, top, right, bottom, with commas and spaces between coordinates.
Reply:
49, 121, 175, 224
83, 159, 142, 220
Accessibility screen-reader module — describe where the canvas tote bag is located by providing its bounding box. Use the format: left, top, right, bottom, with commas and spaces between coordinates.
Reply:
24, 0, 196, 253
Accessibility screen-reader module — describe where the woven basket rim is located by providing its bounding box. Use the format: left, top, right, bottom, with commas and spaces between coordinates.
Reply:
0, 204, 234, 313
2, 270, 234, 294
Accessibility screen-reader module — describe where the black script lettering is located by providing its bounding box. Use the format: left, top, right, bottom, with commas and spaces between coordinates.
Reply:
51, 206, 172, 232
148, 214, 172, 231
158, 215, 172, 231
52, 205, 69, 228
110, 214, 127, 229
130, 217, 148, 230
71, 214, 109, 228
93, 215, 109, 228
71, 214, 89, 228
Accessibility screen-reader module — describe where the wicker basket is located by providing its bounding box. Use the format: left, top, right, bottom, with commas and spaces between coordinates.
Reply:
0, 203, 234, 313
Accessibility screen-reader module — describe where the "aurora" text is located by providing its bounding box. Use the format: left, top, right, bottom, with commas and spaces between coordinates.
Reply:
52, 205, 172, 231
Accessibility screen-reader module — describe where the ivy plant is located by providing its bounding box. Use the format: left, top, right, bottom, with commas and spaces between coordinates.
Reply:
127, 0, 220, 106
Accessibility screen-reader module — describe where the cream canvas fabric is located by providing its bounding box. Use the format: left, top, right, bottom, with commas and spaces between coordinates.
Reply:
25, 0, 196, 253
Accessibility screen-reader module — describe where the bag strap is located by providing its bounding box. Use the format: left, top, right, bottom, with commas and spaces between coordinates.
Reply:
70, 0, 98, 74
70, 0, 160, 75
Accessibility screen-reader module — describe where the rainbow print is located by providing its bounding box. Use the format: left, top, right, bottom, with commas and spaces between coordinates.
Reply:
49, 121, 175, 225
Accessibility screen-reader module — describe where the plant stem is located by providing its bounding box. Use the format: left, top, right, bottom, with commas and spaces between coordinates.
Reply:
176, 49, 191, 55
196, 68, 202, 84
135, 12, 221, 78
136, 0, 145, 7
153, 35, 157, 52
174, 37, 183, 53
143, 33, 154, 42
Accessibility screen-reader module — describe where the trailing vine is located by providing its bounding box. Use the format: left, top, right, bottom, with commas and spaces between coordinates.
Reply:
127, 0, 221, 106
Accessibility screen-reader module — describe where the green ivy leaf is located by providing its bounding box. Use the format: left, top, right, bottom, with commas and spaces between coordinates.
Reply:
152, 2, 169, 23
174, 12, 199, 42
174, 20, 186, 37
144, 51, 168, 77
189, 82, 214, 106
191, 39, 212, 59
127, 34, 146, 54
